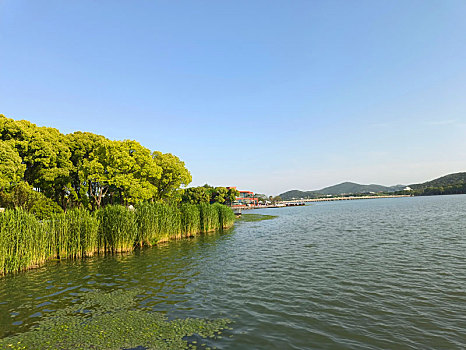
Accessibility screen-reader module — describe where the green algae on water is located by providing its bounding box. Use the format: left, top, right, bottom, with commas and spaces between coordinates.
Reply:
237, 214, 277, 222
0, 289, 231, 350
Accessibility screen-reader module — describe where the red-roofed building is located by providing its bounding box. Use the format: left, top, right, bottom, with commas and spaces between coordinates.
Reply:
227, 187, 258, 207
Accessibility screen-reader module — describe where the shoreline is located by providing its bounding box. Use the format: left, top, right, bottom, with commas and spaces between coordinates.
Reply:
233, 195, 412, 210
281, 194, 412, 204
0, 203, 235, 277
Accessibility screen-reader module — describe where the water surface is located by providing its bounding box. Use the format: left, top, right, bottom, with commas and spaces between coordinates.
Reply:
1, 195, 466, 349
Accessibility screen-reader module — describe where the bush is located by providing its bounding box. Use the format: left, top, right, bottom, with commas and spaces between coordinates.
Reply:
0, 182, 63, 220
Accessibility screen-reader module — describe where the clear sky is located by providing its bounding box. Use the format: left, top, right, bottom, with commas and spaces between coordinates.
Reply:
1, 1, 465, 195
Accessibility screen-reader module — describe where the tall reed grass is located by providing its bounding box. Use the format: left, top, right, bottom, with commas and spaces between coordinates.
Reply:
213, 203, 236, 229
0, 208, 47, 275
0, 203, 235, 275
67, 208, 99, 257
97, 205, 137, 253
180, 203, 201, 237
199, 203, 219, 232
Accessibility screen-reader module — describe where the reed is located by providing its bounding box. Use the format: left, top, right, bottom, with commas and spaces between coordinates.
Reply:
213, 203, 235, 229
97, 205, 138, 253
66, 208, 99, 257
199, 203, 220, 232
180, 203, 201, 237
152, 203, 182, 243
0, 208, 48, 275
47, 213, 73, 259
135, 201, 158, 246
0, 203, 235, 275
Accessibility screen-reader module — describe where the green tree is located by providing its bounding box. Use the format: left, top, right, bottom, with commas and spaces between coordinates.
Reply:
212, 187, 228, 204
66, 131, 108, 208
226, 188, 240, 205
81, 140, 161, 208
0, 182, 63, 219
182, 187, 210, 204
151, 151, 192, 202
0, 116, 73, 208
0, 140, 25, 190
1, 114, 194, 211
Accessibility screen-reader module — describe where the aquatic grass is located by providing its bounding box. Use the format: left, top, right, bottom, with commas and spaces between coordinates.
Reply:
153, 202, 182, 243
47, 212, 74, 259
199, 203, 220, 232
0, 208, 48, 275
135, 201, 159, 246
135, 202, 183, 245
180, 203, 201, 237
212, 203, 235, 229
1, 203, 235, 275
66, 208, 99, 257
97, 205, 138, 253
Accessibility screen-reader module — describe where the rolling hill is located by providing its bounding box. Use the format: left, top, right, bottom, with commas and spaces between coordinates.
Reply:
279, 182, 405, 200
279, 172, 466, 200
409, 172, 466, 189
317, 182, 404, 195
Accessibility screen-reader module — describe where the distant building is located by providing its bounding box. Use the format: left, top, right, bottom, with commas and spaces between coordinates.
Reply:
403, 186, 412, 191
227, 187, 258, 207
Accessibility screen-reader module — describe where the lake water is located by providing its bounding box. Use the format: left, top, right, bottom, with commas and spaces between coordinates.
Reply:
1, 195, 466, 349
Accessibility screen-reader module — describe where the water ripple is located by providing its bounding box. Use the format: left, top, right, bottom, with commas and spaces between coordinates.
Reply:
1, 195, 466, 349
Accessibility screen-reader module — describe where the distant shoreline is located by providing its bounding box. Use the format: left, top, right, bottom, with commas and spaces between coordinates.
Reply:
281, 194, 412, 204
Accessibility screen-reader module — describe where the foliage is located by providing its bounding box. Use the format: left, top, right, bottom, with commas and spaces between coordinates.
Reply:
0, 140, 25, 189
0, 114, 191, 211
152, 151, 192, 202
182, 187, 210, 204
211, 187, 228, 204
81, 139, 162, 209
181, 185, 239, 205
0, 182, 63, 220
254, 193, 268, 204
409, 172, 466, 191
226, 187, 240, 204
408, 183, 466, 196
269, 195, 282, 204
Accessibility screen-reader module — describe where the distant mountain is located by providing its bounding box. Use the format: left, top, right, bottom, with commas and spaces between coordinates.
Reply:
279, 190, 320, 200
279, 172, 466, 200
279, 182, 405, 200
317, 182, 404, 195
409, 172, 466, 190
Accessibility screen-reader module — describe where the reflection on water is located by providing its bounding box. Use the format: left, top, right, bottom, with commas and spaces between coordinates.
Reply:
1, 195, 466, 349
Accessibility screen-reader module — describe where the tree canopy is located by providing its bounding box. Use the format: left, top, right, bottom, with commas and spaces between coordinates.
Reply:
0, 140, 25, 190
0, 114, 192, 212
181, 185, 239, 205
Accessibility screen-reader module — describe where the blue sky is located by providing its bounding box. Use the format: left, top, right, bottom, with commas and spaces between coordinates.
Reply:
1, 0, 465, 195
